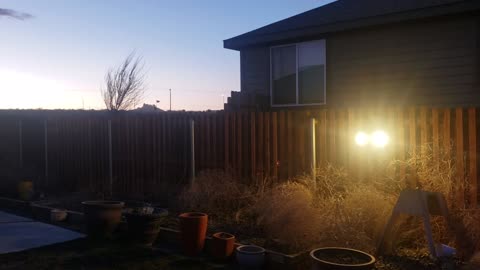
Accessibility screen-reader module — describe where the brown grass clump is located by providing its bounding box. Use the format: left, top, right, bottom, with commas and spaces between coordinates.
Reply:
178, 170, 250, 221
315, 185, 395, 253
253, 181, 321, 252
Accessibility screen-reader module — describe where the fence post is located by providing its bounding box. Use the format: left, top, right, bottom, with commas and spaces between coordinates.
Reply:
18, 119, 23, 168
189, 119, 195, 187
309, 117, 316, 189
44, 120, 49, 187
108, 120, 113, 198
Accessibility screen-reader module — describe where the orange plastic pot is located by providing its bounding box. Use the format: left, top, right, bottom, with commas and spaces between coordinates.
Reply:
179, 212, 208, 256
211, 232, 235, 261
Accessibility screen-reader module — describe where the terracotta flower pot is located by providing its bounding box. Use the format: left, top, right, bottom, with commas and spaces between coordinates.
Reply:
211, 232, 235, 261
179, 212, 208, 256
125, 209, 168, 246
82, 201, 124, 239
50, 209, 68, 222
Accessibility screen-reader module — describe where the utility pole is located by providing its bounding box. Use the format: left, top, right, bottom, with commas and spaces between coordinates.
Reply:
169, 88, 172, 111
189, 119, 195, 187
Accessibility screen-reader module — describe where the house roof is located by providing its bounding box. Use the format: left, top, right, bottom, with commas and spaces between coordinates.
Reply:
224, 0, 480, 50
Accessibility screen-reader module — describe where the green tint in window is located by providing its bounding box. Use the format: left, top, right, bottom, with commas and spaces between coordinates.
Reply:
271, 45, 296, 105
298, 40, 326, 104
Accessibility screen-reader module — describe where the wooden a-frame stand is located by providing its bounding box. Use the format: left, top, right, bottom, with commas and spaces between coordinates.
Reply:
376, 189, 451, 258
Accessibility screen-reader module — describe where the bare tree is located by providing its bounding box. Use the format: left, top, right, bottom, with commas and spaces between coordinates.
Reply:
102, 53, 146, 111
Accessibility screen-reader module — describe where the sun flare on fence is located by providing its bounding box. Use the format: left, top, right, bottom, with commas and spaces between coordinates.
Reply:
371, 130, 389, 148
354, 130, 389, 148
354, 132, 369, 147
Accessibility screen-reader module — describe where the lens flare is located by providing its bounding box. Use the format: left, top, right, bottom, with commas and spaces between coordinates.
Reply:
371, 130, 389, 148
355, 132, 369, 146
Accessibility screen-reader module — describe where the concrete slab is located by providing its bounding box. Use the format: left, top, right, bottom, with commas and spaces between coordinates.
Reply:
0, 211, 32, 223
0, 211, 84, 254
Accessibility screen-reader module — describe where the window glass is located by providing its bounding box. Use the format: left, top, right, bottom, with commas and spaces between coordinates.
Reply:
298, 40, 326, 104
271, 45, 296, 105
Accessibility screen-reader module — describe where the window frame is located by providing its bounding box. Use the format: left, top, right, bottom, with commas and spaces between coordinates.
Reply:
270, 39, 327, 107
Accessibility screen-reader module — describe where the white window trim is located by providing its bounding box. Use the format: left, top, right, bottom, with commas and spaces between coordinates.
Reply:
270, 40, 327, 107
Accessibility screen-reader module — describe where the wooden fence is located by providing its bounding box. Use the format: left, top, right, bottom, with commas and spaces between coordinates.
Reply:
225, 107, 479, 208
0, 107, 478, 207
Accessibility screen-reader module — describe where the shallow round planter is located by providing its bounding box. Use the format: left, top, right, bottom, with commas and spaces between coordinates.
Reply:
211, 232, 235, 261
236, 245, 265, 268
125, 209, 168, 246
179, 212, 208, 256
50, 209, 68, 222
310, 247, 376, 270
82, 201, 124, 239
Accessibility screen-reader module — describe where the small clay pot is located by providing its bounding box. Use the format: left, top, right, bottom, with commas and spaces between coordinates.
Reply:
179, 212, 208, 256
211, 232, 235, 261
82, 201, 124, 239
236, 245, 265, 268
50, 209, 68, 222
18, 180, 34, 201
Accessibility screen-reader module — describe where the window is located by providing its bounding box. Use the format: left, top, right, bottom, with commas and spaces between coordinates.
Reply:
271, 40, 326, 106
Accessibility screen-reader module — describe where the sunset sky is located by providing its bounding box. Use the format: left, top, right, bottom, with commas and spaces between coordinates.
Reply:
0, 0, 335, 111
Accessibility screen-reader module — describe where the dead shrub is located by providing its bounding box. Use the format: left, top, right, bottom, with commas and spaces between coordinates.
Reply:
253, 181, 320, 252
250, 166, 396, 253
178, 170, 249, 220
318, 185, 395, 253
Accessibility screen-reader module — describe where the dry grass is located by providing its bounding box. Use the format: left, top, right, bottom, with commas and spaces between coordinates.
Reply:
252, 181, 320, 252
177, 144, 480, 258
177, 170, 250, 220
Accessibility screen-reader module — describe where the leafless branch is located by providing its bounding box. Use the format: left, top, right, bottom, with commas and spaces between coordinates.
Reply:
101, 53, 146, 111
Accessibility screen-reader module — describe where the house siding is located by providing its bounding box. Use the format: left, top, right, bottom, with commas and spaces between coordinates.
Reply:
238, 14, 480, 108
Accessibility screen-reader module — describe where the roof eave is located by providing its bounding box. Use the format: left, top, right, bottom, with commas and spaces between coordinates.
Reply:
224, 1, 480, 51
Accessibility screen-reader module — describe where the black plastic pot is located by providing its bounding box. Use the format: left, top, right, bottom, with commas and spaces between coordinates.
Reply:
82, 201, 124, 239
125, 209, 168, 246
310, 247, 376, 270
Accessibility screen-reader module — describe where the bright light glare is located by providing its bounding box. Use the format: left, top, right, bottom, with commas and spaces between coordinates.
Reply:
355, 132, 369, 146
371, 130, 389, 148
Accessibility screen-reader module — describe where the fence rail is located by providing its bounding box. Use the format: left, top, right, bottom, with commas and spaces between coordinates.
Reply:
0, 107, 478, 206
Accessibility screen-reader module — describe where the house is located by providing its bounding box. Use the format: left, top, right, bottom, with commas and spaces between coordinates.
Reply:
224, 0, 480, 110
